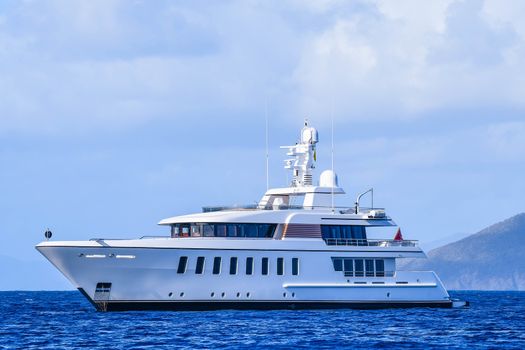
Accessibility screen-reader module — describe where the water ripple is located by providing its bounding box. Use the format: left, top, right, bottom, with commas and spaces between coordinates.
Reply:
0, 291, 523, 349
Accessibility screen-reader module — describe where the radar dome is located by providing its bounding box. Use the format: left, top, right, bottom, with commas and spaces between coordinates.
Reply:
319, 170, 339, 187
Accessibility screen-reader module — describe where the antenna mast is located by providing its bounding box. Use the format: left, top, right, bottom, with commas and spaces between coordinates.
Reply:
331, 106, 335, 213
265, 99, 269, 191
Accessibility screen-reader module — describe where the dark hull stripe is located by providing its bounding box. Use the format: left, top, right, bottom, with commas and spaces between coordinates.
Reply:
102, 300, 453, 312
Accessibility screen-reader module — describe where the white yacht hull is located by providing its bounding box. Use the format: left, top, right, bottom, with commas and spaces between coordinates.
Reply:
37, 239, 453, 311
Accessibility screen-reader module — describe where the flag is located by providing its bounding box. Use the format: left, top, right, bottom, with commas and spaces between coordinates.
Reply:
394, 228, 403, 241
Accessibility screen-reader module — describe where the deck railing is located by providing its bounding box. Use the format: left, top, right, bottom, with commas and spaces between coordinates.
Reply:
323, 238, 418, 247
202, 204, 385, 214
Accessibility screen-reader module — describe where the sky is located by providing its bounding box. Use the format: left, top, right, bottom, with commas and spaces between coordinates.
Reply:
0, 0, 524, 290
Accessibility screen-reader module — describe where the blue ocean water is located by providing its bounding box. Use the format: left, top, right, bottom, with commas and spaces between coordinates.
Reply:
0, 291, 523, 349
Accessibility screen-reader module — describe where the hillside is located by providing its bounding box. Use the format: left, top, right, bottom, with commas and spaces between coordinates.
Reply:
400, 213, 525, 290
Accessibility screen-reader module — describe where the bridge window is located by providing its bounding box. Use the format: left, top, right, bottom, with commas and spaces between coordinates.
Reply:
170, 223, 276, 238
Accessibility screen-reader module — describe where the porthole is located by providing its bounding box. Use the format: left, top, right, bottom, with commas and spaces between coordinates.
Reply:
236, 292, 240, 297
283, 292, 287, 297
221, 292, 225, 298
180, 292, 184, 297
292, 292, 295, 297
168, 292, 173, 297
246, 292, 250, 297
211, 292, 215, 297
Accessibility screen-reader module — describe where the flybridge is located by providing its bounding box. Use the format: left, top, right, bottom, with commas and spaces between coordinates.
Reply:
201, 120, 385, 217
265, 120, 348, 210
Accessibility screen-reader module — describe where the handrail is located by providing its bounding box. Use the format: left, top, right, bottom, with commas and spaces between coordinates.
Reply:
89, 236, 169, 241
202, 204, 386, 214
323, 238, 418, 247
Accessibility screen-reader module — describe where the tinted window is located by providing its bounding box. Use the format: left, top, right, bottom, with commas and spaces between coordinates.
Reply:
330, 225, 341, 239
203, 224, 215, 237
375, 259, 385, 277
229, 257, 238, 275
352, 226, 365, 240
332, 258, 343, 271
177, 256, 188, 274
213, 257, 221, 275
321, 225, 332, 239
262, 257, 269, 275
246, 257, 254, 275
258, 224, 276, 238
354, 259, 364, 277
195, 256, 205, 274
277, 257, 284, 275
341, 226, 352, 239
244, 224, 258, 237
292, 258, 299, 275
226, 224, 237, 237
343, 259, 353, 273
365, 259, 374, 277
215, 224, 227, 237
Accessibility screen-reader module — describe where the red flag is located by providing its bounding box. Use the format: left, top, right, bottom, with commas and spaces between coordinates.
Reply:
394, 228, 403, 241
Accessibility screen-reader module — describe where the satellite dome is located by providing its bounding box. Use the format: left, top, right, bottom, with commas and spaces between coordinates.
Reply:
319, 170, 339, 187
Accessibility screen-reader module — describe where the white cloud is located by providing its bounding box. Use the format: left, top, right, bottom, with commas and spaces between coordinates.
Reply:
1, 0, 525, 134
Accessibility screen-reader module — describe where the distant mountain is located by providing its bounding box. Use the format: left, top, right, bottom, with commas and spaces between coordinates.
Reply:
419, 232, 470, 252
400, 213, 525, 290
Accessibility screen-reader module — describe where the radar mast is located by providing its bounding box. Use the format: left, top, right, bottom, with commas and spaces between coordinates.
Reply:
281, 120, 319, 187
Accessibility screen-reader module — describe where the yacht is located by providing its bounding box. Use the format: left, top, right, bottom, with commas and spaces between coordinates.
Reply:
36, 121, 467, 311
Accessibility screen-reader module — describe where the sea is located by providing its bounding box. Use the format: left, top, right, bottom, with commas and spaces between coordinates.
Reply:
0, 291, 523, 349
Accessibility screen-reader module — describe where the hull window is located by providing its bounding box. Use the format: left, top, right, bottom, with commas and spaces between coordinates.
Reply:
365, 259, 374, 277
375, 259, 385, 277
277, 257, 284, 275
177, 256, 188, 274
332, 258, 343, 272
343, 259, 354, 277
196, 256, 205, 274
354, 259, 364, 277
213, 257, 222, 275
229, 257, 238, 275
292, 258, 299, 275
246, 257, 254, 275
262, 257, 269, 275
333, 257, 388, 278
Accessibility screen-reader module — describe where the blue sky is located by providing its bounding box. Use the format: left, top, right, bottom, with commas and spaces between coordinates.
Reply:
1, 0, 524, 289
